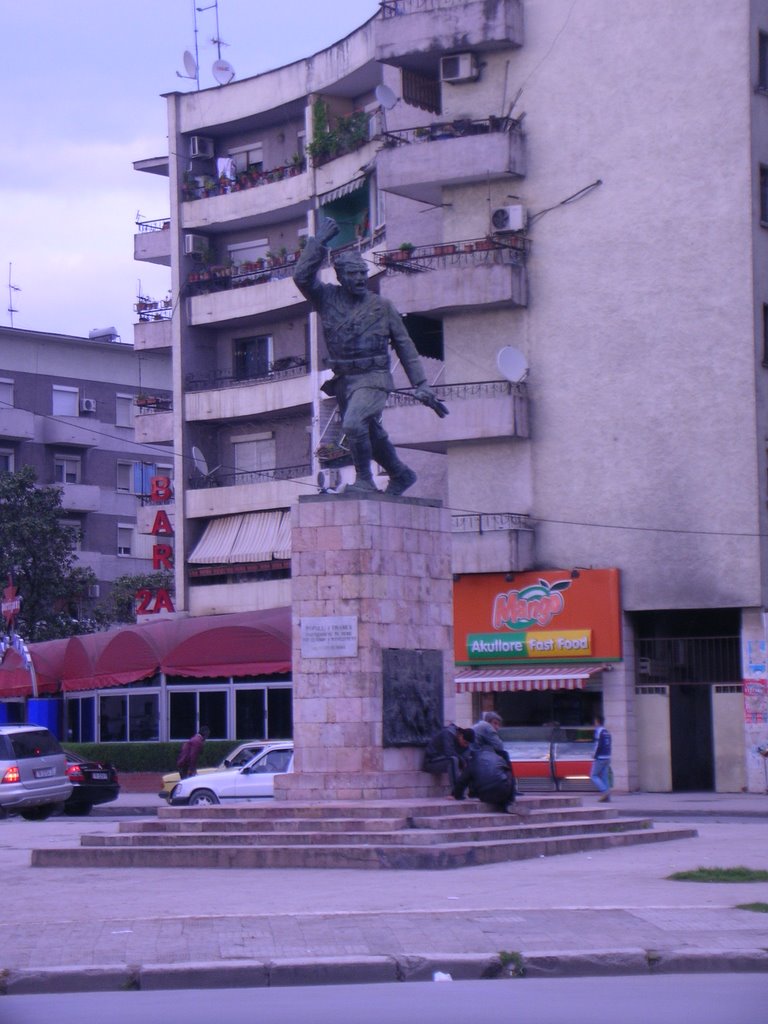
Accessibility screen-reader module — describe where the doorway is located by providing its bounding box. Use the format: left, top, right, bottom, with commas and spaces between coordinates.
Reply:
669, 683, 714, 790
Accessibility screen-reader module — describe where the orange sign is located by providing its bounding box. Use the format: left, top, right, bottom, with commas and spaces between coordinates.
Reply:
454, 569, 622, 664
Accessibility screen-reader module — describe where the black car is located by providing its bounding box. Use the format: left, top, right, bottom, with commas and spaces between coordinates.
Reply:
63, 750, 120, 815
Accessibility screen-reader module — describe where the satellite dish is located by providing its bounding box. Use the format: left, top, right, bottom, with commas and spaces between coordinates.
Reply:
375, 84, 398, 111
497, 346, 529, 383
191, 446, 221, 482
212, 59, 235, 85
183, 50, 198, 78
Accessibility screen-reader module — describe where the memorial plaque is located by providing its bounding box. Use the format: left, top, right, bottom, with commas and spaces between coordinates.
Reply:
382, 648, 443, 747
300, 616, 358, 658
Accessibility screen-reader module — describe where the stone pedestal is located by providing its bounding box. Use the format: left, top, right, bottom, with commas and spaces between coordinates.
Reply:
274, 493, 455, 801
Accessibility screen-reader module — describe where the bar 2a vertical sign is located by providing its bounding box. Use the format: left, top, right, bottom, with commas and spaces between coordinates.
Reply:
135, 474, 175, 615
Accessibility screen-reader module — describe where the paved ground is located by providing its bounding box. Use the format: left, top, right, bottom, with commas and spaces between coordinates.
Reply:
0, 790, 766, 993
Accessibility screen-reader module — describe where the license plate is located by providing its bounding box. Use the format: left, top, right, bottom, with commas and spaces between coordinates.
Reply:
34, 767, 55, 778
91, 772, 108, 780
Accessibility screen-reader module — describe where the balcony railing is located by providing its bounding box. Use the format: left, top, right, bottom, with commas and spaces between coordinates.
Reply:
374, 235, 528, 272
386, 378, 525, 409
188, 463, 311, 489
136, 216, 171, 232
135, 297, 173, 322
182, 160, 306, 202
184, 357, 308, 393
452, 512, 533, 534
381, 115, 521, 147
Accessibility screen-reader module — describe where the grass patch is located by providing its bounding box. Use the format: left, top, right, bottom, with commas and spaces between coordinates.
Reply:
735, 902, 768, 913
667, 866, 768, 883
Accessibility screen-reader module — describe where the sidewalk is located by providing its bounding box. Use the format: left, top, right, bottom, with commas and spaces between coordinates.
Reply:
1, 791, 766, 994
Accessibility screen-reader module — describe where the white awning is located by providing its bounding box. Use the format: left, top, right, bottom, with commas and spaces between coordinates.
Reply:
318, 174, 368, 205
189, 510, 291, 564
455, 664, 607, 693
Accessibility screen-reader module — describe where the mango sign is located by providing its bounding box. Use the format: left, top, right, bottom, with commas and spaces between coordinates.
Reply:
454, 569, 621, 664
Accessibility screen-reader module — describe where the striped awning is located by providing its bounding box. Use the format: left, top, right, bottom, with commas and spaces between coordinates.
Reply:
455, 664, 607, 693
188, 510, 291, 564
318, 174, 368, 205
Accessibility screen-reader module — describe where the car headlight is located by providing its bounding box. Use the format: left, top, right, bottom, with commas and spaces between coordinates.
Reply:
170, 783, 183, 800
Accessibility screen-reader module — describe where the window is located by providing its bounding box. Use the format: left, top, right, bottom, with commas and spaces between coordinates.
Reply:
59, 518, 83, 551
228, 238, 269, 272
763, 305, 768, 366
116, 461, 135, 493
115, 394, 133, 427
54, 454, 81, 484
233, 433, 276, 478
229, 141, 263, 174
168, 689, 227, 740
52, 385, 78, 416
761, 165, 768, 224
760, 31, 768, 91
234, 335, 273, 380
0, 378, 13, 409
117, 524, 134, 556
0, 449, 14, 474
67, 696, 95, 742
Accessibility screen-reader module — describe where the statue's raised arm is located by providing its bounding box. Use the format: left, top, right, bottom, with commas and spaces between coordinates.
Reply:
293, 219, 447, 497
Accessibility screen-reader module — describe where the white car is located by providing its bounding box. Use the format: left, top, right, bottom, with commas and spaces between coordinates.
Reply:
169, 742, 294, 806
158, 739, 284, 799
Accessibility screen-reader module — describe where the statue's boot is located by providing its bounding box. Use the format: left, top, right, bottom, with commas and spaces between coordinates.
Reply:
344, 433, 379, 495
371, 433, 417, 496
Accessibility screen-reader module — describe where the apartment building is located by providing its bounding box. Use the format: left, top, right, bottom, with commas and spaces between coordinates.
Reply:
125, 0, 768, 791
0, 326, 172, 605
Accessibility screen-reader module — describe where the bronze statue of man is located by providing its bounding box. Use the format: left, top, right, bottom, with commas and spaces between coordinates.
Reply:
294, 217, 447, 496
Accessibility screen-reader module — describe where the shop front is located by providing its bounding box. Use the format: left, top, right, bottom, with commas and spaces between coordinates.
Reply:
453, 569, 623, 729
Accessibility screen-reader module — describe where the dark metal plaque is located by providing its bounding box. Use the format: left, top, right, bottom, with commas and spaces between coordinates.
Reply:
382, 648, 443, 747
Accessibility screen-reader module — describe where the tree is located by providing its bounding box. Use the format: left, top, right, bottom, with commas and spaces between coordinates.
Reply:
0, 467, 99, 641
105, 571, 175, 624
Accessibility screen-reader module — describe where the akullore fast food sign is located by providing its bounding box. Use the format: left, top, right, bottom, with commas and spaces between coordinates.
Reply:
454, 569, 622, 664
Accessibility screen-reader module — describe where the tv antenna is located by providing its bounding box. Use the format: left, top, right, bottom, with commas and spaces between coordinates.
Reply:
7, 264, 20, 328
197, 0, 235, 85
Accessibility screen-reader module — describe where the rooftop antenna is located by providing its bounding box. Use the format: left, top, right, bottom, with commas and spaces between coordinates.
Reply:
7, 264, 20, 328
197, 0, 235, 84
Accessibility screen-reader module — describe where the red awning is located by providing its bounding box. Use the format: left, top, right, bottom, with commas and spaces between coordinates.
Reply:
455, 664, 607, 693
0, 639, 68, 697
59, 608, 292, 691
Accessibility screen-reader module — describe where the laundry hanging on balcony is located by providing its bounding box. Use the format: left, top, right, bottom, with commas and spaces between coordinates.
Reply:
188, 509, 291, 564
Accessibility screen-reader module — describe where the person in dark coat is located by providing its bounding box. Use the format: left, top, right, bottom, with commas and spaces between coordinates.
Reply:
454, 745, 516, 813
422, 724, 475, 793
176, 726, 210, 779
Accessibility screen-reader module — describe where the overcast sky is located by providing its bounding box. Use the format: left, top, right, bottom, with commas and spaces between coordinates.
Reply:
0, 0, 379, 343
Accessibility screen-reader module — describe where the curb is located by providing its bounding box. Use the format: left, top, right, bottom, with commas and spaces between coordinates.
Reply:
3, 949, 768, 995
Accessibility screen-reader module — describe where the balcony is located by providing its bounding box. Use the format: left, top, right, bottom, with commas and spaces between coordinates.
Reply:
451, 512, 534, 575
185, 465, 313, 519
134, 407, 173, 444
187, 262, 307, 327
184, 361, 312, 422
182, 163, 311, 233
374, 236, 528, 314
134, 217, 171, 266
386, 379, 528, 452
376, 0, 523, 73
133, 317, 171, 351
377, 117, 524, 206
42, 417, 101, 447
56, 483, 100, 512
0, 407, 34, 440
188, 577, 291, 617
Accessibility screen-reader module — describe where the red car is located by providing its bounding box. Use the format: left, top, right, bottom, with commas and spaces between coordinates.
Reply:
63, 750, 120, 816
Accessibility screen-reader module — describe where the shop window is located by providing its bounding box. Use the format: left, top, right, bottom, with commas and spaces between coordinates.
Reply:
267, 687, 292, 738
67, 697, 96, 742
100, 694, 127, 741
169, 689, 227, 740
235, 688, 267, 739
52, 385, 78, 416
129, 694, 159, 741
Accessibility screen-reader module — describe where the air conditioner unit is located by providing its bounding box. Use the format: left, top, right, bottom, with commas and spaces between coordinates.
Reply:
189, 135, 214, 159
491, 205, 526, 233
79, 397, 97, 413
184, 233, 209, 257
87, 584, 100, 599
440, 52, 479, 84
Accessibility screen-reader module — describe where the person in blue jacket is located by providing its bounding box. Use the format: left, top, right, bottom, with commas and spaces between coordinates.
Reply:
591, 714, 612, 802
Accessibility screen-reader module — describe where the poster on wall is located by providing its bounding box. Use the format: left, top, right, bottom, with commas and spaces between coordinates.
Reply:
743, 679, 768, 724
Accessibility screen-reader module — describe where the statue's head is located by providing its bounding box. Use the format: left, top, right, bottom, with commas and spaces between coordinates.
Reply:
333, 250, 369, 298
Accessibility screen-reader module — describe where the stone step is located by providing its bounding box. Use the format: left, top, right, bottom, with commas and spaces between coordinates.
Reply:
32, 825, 698, 871
85, 816, 655, 848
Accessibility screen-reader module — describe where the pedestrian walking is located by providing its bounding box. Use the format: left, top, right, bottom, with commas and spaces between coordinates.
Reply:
177, 726, 210, 780
590, 714, 612, 801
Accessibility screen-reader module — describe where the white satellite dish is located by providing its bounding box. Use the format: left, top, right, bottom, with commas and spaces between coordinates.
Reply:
497, 346, 529, 383
212, 59, 235, 85
375, 84, 398, 111
191, 446, 221, 481
183, 50, 198, 78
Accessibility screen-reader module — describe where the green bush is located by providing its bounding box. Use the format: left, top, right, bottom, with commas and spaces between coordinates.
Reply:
65, 741, 242, 774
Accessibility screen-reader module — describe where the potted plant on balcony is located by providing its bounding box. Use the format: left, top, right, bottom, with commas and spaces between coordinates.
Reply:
390, 242, 415, 263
